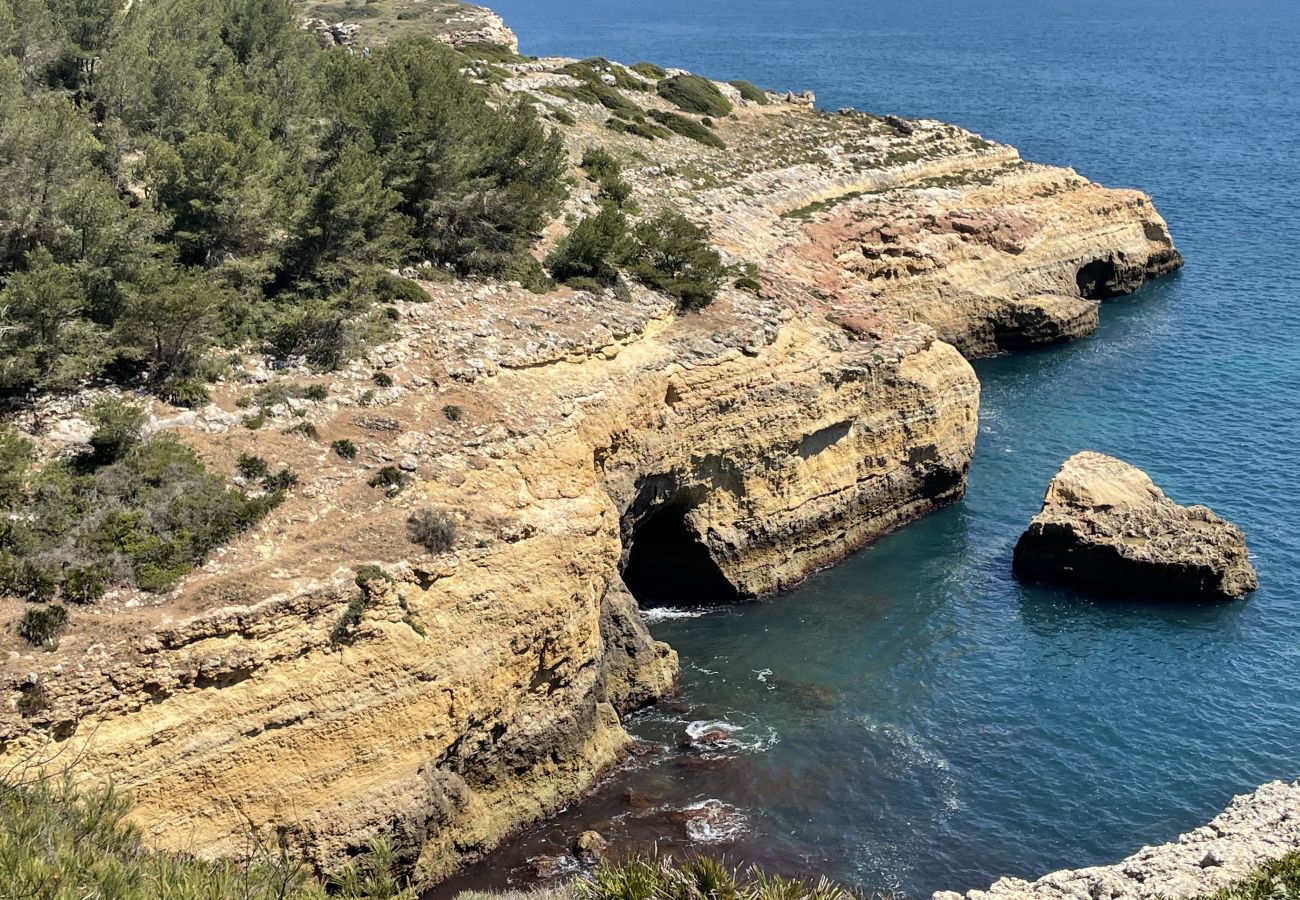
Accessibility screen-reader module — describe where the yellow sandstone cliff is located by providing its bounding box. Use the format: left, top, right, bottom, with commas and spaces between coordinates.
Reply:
0, 34, 1180, 890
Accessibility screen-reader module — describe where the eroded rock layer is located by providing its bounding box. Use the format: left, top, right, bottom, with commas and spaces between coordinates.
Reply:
0, 31, 1181, 889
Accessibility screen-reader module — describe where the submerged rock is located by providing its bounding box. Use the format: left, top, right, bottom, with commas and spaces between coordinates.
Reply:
1013, 452, 1257, 601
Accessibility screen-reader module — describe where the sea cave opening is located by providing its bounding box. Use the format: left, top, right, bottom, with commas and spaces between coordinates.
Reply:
1076, 257, 1123, 300
622, 504, 740, 607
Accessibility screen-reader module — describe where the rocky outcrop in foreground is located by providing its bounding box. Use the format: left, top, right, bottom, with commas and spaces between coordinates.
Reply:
935, 780, 1300, 900
1014, 452, 1257, 601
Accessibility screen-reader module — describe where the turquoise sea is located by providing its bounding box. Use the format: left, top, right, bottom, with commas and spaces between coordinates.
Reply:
441, 1, 1300, 895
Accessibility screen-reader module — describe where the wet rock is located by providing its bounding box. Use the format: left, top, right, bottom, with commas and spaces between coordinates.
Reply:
575, 829, 608, 864
1014, 452, 1257, 601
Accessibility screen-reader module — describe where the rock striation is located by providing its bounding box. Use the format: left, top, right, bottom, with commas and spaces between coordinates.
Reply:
933, 780, 1300, 900
1014, 452, 1257, 601
0, 13, 1183, 890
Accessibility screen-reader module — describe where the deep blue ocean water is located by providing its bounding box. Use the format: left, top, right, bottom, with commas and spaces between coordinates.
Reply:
443, 1, 1300, 895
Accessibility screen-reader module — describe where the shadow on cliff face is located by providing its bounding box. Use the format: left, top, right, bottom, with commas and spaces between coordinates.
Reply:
623, 504, 740, 607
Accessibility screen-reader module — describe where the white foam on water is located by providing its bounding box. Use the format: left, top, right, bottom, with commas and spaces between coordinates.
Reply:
681, 799, 749, 844
641, 606, 713, 623
754, 668, 775, 690
684, 718, 779, 756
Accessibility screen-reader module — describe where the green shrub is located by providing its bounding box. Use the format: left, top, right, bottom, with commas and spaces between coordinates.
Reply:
442, 405, 463, 422
243, 410, 268, 430
580, 147, 634, 205
647, 109, 726, 149
332, 439, 358, 460
551, 108, 577, 126
630, 61, 667, 80
85, 397, 147, 465
562, 58, 647, 93
237, 454, 269, 480
408, 508, 456, 554
330, 592, 369, 645
1200, 851, 1300, 900
62, 564, 108, 604
0, 428, 33, 509
577, 855, 852, 900
0, 554, 58, 602
657, 74, 733, 117
368, 466, 406, 491
627, 213, 726, 310
262, 468, 299, 492
284, 421, 319, 440
0, 774, 415, 898
17, 604, 68, 648
303, 384, 329, 401
606, 118, 673, 141
376, 273, 428, 304
372, 372, 393, 388
545, 203, 631, 287
728, 79, 769, 104
159, 377, 211, 408
734, 262, 762, 293
353, 565, 392, 588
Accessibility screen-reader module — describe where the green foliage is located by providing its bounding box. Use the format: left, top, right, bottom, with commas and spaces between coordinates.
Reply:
647, 109, 725, 149
0, 433, 277, 601
407, 508, 455, 553
1199, 852, 1300, 900
17, 604, 67, 648
372, 371, 393, 388
0, 0, 569, 403
606, 117, 673, 142
630, 61, 667, 80
0, 773, 416, 898
376, 273, 428, 303
330, 592, 368, 645
236, 453, 269, 480
581, 147, 634, 205
657, 74, 733, 117
331, 438, 358, 459
546, 203, 631, 288
728, 79, 768, 104
733, 262, 761, 293
368, 466, 406, 490
0, 427, 33, 508
284, 421, 318, 440
626, 213, 725, 310
563, 58, 647, 92
353, 564, 391, 588
577, 855, 853, 900
442, 404, 463, 422
84, 396, 146, 465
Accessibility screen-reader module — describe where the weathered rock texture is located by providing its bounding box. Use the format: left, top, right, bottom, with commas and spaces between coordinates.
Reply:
0, 20, 1181, 891
1014, 452, 1257, 601
934, 780, 1300, 900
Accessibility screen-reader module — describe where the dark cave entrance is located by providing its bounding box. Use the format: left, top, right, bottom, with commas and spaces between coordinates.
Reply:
622, 504, 740, 607
1076, 257, 1123, 300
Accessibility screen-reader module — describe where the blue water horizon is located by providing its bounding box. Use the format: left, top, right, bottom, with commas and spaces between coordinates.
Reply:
454, 0, 1300, 894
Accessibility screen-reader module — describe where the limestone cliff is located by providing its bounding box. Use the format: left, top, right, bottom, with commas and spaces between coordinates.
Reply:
0, 24, 1180, 890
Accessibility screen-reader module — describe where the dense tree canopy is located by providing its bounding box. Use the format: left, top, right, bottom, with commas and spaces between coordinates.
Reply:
0, 0, 567, 402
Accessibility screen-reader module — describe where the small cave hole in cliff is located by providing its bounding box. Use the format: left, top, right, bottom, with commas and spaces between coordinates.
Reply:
623, 505, 739, 607
1076, 258, 1123, 299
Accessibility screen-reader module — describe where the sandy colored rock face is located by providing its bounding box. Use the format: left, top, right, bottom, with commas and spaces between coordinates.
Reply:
1014, 451, 1258, 601
934, 781, 1300, 900
0, 35, 1183, 891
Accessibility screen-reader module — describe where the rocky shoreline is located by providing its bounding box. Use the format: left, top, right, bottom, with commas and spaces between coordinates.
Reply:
935, 781, 1300, 900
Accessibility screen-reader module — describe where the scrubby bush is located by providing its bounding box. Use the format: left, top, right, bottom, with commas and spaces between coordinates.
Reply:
372, 372, 393, 388
376, 273, 428, 304
17, 604, 68, 648
262, 468, 299, 492
627, 213, 726, 310
657, 74, 733, 117
630, 61, 667, 80
729, 79, 769, 104
0, 428, 33, 509
237, 454, 270, 480
284, 422, 319, 440
84, 397, 147, 465
368, 467, 406, 491
442, 405, 463, 422
647, 109, 726, 149
332, 439, 358, 460
580, 147, 634, 205
606, 118, 673, 142
546, 204, 631, 287
0, 774, 416, 898
577, 855, 852, 900
159, 377, 211, 408
407, 509, 456, 553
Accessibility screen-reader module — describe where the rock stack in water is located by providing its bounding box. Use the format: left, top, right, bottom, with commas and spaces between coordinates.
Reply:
1014, 452, 1257, 601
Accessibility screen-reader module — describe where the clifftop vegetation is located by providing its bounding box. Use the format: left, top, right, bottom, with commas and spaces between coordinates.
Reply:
0, 0, 565, 404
